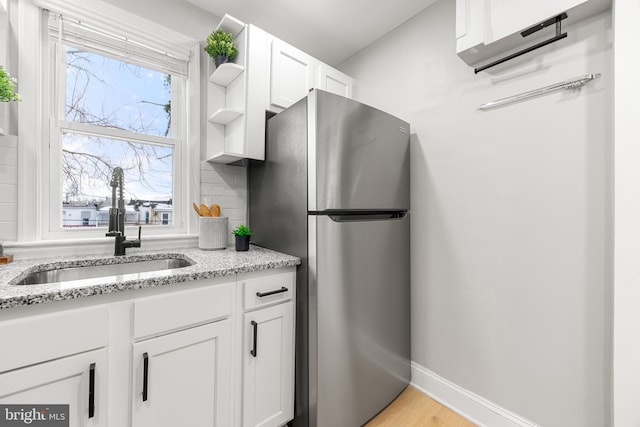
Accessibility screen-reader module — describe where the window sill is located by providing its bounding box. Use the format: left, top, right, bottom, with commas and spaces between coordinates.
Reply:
3, 234, 199, 260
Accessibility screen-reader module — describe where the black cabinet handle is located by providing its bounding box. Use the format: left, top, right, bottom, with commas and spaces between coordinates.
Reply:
250, 321, 258, 357
256, 287, 288, 298
142, 352, 149, 402
88, 363, 95, 418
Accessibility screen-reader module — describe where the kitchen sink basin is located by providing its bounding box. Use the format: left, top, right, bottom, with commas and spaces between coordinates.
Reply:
14, 257, 193, 286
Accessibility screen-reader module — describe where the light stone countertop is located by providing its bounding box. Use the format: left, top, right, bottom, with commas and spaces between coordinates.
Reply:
0, 246, 300, 310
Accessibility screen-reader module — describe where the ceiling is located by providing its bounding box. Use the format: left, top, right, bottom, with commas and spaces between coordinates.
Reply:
184, 0, 439, 66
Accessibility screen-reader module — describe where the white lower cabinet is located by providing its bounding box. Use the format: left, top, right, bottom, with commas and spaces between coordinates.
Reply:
242, 302, 294, 427
0, 349, 108, 427
131, 320, 232, 427
0, 267, 296, 427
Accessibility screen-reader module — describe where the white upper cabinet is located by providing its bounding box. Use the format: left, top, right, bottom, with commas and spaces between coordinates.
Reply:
268, 37, 354, 112
205, 14, 354, 162
488, 0, 584, 43
316, 64, 353, 100
270, 39, 316, 110
456, 0, 612, 68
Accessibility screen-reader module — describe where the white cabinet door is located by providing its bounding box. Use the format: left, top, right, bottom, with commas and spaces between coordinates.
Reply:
456, 0, 593, 65
0, 349, 108, 427
457, 0, 586, 51
455, 0, 487, 53
316, 64, 353, 99
243, 302, 294, 427
131, 320, 232, 427
490, 0, 585, 41
270, 39, 316, 110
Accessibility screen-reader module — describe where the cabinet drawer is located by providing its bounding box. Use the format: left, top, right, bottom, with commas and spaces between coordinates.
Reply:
0, 306, 108, 373
243, 271, 293, 311
134, 281, 233, 340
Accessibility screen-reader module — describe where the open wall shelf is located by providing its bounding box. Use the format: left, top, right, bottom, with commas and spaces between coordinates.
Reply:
207, 151, 245, 164
209, 63, 244, 87
208, 108, 243, 125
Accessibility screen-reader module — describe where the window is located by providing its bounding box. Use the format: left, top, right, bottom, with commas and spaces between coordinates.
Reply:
44, 12, 189, 237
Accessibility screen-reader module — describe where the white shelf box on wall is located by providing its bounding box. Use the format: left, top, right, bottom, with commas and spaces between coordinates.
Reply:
209, 63, 244, 87
208, 108, 243, 125
215, 14, 245, 39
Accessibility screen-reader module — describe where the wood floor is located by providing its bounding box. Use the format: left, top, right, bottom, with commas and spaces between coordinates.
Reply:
365, 386, 477, 427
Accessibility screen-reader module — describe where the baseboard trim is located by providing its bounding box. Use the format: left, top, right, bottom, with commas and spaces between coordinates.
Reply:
410, 361, 539, 427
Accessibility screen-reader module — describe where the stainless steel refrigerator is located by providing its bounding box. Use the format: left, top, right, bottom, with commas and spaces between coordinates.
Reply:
248, 89, 410, 427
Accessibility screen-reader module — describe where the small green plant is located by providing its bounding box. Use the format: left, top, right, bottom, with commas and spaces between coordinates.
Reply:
0, 66, 20, 102
232, 224, 252, 237
204, 29, 238, 60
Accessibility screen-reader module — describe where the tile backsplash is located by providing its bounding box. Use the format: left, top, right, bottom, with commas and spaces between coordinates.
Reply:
0, 151, 247, 245
200, 161, 247, 243
0, 135, 17, 242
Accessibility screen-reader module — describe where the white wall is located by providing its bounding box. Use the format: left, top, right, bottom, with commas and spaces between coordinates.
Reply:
613, 0, 640, 425
103, 0, 218, 41
340, 2, 612, 426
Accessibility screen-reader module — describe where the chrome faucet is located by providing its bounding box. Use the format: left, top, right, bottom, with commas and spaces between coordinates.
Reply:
106, 167, 141, 256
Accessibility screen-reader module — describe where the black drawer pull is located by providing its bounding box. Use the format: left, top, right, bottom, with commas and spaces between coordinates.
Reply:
256, 287, 288, 298
88, 363, 95, 418
251, 320, 258, 357
142, 352, 149, 402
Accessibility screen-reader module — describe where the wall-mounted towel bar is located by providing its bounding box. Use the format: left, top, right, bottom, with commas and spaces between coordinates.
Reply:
474, 13, 568, 74
478, 73, 601, 111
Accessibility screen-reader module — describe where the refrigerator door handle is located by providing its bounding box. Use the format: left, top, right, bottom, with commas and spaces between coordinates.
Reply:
328, 212, 407, 222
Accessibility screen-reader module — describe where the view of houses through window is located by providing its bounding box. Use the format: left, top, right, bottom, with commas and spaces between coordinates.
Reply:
59, 46, 176, 228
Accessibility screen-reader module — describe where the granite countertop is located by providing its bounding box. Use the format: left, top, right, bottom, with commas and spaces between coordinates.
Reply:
0, 246, 300, 310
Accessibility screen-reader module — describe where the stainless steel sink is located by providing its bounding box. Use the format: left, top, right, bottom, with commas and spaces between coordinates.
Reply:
14, 257, 193, 286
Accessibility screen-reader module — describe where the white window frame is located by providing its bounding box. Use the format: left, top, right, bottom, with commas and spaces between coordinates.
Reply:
13, 0, 200, 248
44, 29, 188, 240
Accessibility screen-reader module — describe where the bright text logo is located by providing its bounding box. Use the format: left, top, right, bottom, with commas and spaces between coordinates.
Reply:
0, 405, 69, 427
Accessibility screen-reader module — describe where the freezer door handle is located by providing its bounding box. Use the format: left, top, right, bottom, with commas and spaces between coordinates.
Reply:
328, 212, 406, 222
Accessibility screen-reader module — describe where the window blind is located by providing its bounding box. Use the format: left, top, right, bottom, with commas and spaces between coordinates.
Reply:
47, 13, 189, 77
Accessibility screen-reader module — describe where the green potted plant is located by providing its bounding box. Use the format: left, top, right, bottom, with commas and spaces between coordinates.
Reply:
231, 224, 252, 251
204, 29, 238, 68
0, 66, 20, 103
